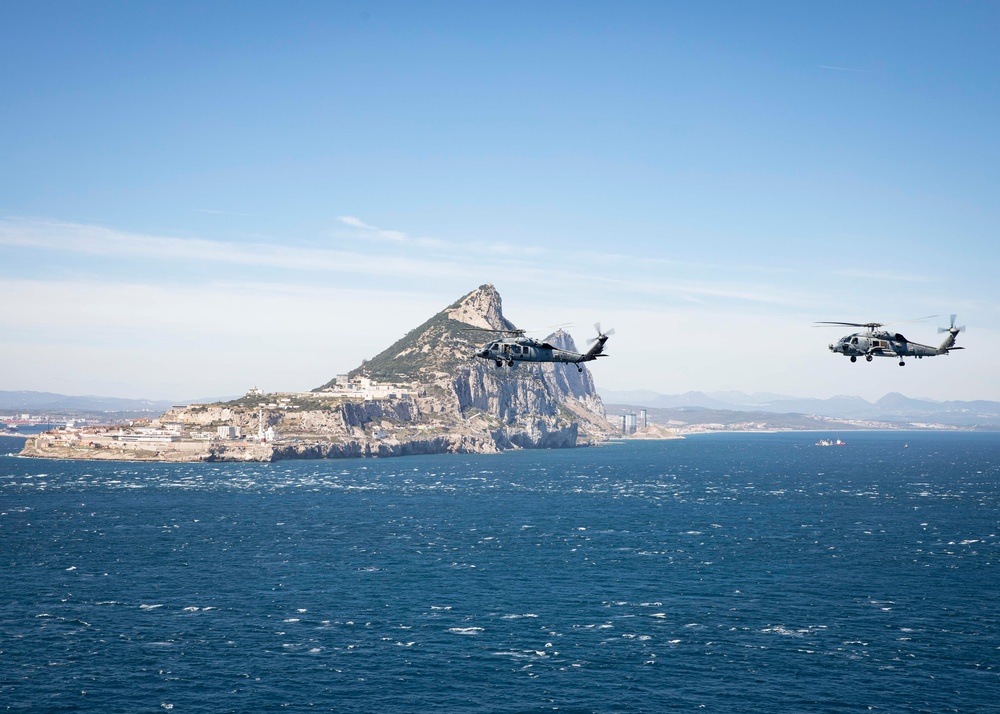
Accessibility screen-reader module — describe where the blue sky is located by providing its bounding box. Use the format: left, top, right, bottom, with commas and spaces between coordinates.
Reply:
2, 1, 998, 401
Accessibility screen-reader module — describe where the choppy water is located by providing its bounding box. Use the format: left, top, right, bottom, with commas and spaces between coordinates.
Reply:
2, 431, 998, 712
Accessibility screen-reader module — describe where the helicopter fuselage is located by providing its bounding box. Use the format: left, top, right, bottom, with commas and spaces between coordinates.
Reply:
476, 335, 608, 369
829, 327, 962, 364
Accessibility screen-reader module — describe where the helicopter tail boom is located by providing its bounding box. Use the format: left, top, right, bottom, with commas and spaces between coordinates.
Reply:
581, 323, 614, 361
582, 338, 608, 360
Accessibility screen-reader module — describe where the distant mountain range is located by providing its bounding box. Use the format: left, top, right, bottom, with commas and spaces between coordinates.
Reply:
599, 389, 1000, 428
0, 391, 234, 415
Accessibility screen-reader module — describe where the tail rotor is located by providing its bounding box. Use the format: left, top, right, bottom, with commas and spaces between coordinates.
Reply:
588, 323, 616, 345
938, 314, 966, 335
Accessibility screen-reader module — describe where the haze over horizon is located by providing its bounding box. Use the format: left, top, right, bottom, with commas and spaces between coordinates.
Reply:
3, 2, 998, 403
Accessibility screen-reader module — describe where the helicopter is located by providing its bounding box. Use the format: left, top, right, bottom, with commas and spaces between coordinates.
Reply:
468, 323, 614, 372
817, 314, 965, 366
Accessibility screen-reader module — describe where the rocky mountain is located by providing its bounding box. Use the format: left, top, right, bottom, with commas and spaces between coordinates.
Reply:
122, 284, 615, 461
330, 284, 612, 446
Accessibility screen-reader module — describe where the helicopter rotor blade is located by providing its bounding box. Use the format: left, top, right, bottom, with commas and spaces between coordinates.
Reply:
520, 322, 574, 335
881, 315, 938, 328
460, 326, 525, 335
588, 325, 615, 344
938, 314, 965, 333
815, 321, 883, 329
816, 315, 936, 331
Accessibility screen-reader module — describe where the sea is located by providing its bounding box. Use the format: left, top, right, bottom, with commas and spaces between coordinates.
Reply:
2, 431, 998, 713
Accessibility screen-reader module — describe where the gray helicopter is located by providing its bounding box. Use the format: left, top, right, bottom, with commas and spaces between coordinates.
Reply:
818, 314, 965, 366
469, 324, 613, 372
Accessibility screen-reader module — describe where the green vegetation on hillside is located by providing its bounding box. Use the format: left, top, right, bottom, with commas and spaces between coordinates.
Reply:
315, 311, 482, 387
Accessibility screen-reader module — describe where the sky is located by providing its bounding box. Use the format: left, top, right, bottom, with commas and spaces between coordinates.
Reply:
2, 1, 998, 402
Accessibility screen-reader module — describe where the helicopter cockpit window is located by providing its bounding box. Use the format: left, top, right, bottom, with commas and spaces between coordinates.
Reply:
851, 337, 859, 345
489, 343, 499, 352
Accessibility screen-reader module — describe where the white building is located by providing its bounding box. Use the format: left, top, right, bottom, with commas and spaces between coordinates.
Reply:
217, 425, 241, 439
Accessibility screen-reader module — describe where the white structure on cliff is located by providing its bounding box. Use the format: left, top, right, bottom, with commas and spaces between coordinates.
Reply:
320, 375, 413, 400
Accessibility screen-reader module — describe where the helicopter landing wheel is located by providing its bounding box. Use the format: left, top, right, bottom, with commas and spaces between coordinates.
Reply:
865, 355, 873, 362
495, 360, 503, 368
850, 356, 857, 363
899, 360, 905, 367
577, 366, 583, 373
507, 359, 514, 367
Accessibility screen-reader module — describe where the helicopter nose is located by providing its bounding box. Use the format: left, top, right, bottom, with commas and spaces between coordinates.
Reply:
476, 349, 489, 358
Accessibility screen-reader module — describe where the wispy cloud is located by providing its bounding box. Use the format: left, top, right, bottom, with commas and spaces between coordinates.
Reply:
0, 216, 832, 313
337, 215, 408, 242
0, 217, 460, 280
197, 208, 254, 216
831, 268, 932, 283
336, 214, 448, 248
819, 65, 867, 73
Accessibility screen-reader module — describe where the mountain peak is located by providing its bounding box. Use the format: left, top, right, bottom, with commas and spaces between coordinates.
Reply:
543, 328, 575, 351
444, 284, 514, 331
310, 284, 612, 449
320, 285, 517, 385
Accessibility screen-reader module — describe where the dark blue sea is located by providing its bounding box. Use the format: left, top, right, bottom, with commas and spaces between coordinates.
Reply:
2, 431, 999, 713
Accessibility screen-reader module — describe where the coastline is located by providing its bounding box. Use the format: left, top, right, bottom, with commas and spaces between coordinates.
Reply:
17, 424, 987, 463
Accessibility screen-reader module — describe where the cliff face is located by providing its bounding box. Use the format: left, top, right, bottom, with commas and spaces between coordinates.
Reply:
536, 329, 607, 419
118, 284, 614, 462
